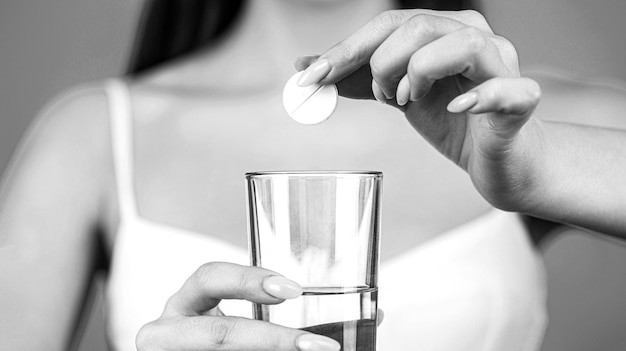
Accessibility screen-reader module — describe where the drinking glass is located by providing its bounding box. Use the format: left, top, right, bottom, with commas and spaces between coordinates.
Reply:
246, 171, 382, 351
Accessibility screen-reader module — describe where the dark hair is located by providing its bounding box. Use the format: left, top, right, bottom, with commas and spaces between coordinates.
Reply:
126, 0, 477, 76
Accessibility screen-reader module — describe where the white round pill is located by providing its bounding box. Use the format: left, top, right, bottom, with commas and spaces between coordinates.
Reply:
282, 71, 338, 125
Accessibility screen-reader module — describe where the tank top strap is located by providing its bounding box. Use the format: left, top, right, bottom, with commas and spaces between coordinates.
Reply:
106, 78, 139, 218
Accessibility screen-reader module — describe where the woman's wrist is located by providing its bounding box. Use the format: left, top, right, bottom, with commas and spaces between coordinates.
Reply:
492, 116, 551, 215
515, 118, 551, 214
511, 119, 577, 221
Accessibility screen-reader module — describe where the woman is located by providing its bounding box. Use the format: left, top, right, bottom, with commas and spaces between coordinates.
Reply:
0, 1, 565, 350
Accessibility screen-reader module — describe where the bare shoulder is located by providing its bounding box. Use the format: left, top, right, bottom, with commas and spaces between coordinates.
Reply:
30, 81, 112, 151
1, 80, 116, 229
527, 69, 626, 129
9, 81, 116, 178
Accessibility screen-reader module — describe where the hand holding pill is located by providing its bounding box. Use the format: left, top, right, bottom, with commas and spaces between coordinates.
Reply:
293, 9, 544, 215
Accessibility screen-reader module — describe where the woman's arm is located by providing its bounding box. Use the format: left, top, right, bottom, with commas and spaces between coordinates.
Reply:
294, 9, 626, 238
520, 120, 626, 238
0, 86, 112, 350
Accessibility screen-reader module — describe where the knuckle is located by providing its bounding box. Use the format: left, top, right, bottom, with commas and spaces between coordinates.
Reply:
407, 52, 427, 79
233, 268, 253, 293
483, 79, 502, 102
135, 321, 163, 351
462, 27, 488, 53
497, 36, 516, 55
373, 10, 405, 29
369, 54, 386, 81
407, 14, 438, 38
195, 262, 219, 287
163, 293, 177, 311
524, 78, 542, 104
207, 317, 236, 347
494, 36, 519, 67
333, 42, 365, 65
460, 10, 487, 27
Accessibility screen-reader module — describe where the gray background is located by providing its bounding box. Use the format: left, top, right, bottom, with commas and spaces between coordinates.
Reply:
1, 1, 626, 350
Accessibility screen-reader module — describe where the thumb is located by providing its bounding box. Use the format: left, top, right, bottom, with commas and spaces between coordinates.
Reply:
294, 56, 376, 101
447, 77, 541, 137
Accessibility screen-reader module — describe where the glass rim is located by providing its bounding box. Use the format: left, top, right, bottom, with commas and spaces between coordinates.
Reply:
245, 170, 382, 179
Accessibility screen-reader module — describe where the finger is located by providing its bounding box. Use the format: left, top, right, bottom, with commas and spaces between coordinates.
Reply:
371, 79, 388, 104
296, 9, 492, 87
298, 10, 433, 87
377, 308, 385, 327
396, 75, 411, 106
370, 14, 467, 99
137, 316, 340, 351
449, 77, 541, 117
163, 262, 302, 317
372, 79, 386, 103
298, 10, 413, 86
407, 27, 511, 101
448, 77, 541, 139
294, 56, 377, 100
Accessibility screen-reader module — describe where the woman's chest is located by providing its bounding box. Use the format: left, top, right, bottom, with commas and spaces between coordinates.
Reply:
110, 97, 490, 259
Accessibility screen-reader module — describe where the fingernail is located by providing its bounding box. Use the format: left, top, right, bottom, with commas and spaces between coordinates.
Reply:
297, 59, 331, 87
263, 276, 303, 299
410, 88, 426, 102
382, 87, 394, 100
296, 334, 341, 351
397, 92, 409, 106
372, 80, 386, 104
447, 91, 479, 113
396, 81, 410, 106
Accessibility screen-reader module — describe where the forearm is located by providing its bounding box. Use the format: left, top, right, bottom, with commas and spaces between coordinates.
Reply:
522, 120, 626, 237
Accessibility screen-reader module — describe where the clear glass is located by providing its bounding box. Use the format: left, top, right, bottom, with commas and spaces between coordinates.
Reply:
246, 171, 382, 351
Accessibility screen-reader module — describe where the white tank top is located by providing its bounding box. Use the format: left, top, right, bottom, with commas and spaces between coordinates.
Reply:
104, 79, 548, 351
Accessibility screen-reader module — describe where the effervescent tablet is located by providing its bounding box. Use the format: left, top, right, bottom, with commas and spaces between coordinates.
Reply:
283, 71, 338, 125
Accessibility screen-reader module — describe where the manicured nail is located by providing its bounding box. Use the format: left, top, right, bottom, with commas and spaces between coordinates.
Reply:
297, 59, 331, 87
296, 334, 341, 351
410, 87, 427, 102
381, 86, 395, 100
263, 276, 303, 299
372, 80, 386, 104
447, 91, 479, 113
397, 90, 409, 106
377, 308, 385, 326
396, 78, 410, 106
